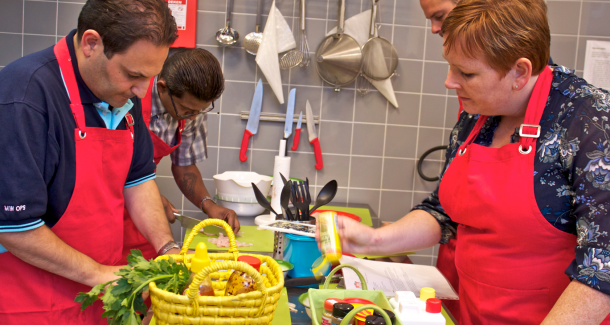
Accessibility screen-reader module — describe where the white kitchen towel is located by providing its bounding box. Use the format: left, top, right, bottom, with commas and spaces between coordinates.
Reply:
327, 9, 398, 108
275, 7, 296, 53
256, 0, 284, 104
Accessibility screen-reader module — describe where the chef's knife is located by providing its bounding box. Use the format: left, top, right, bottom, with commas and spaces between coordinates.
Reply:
306, 101, 323, 170
173, 212, 204, 229
291, 112, 302, 151
284, 88, 296, 139
239, 79, 263, 162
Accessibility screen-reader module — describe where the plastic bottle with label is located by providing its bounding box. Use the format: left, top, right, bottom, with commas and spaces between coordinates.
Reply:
332, 302, 355, 325
319, 211, 342, 263
393, 290, 445, 325
184, 242, 215, 296
224, 255, 261, 296
322, 298, 344, 325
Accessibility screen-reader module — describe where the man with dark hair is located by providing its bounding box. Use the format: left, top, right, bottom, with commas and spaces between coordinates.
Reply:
0, 0, 180, 323
121, 49, 239, 263
420, 0, 460, 36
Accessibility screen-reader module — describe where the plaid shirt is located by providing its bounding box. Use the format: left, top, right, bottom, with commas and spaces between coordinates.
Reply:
148, 77, 208, 166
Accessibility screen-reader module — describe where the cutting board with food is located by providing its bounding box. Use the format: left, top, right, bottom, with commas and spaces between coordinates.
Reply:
186, 225, 275, 253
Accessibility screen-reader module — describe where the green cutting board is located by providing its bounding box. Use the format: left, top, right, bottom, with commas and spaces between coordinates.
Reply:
317, 205, 373, 226
186, 225, 275, 253
149, 288, 291, 325
272, 287, 291, 325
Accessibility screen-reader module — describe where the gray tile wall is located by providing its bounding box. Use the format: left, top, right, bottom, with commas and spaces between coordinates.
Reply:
1, 0, 608, 266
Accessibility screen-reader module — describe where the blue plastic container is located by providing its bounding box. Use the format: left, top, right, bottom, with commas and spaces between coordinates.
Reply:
283, 233, 328, 279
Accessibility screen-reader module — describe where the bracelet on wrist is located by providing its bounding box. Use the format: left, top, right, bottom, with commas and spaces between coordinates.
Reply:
199, 196, 215, 212
157, 240, 180, 256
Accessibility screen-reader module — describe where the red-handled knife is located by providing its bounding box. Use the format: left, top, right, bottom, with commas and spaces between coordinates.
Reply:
291, 111, 303, 151
305, 100, 323, 170
240, 79, 263, 162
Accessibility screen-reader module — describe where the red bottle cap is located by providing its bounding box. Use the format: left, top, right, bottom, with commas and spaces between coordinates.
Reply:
426, 298, 442, 313
237, 255, 261, 271
324, 298, 343, 311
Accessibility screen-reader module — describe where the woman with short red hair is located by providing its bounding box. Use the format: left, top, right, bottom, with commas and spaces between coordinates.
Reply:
325, 0, 610, 323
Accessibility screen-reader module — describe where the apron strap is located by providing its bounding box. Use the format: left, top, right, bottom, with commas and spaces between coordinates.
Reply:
518, 67, 554, 153
141, 77, 155, 128
54, 36, 86, 134
457, 115, 489, 155
458, 67, 554, 156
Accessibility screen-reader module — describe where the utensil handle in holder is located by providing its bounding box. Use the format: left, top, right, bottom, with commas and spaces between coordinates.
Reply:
369, 0, 377, 38
255, 0, 263, 28
301, 0, 306, 31
181, 218, 238, 258
186, 260, 269, 317
337, 0, 345, 35
226, 0, 235, 25
323, 264, 368, 290
340, 305, 392, 325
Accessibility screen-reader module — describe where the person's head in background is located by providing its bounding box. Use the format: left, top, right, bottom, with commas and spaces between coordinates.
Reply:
76, 0, 178, 107
441, 0, 550, 117
157, 49, 225, 121
420, 0, 460, 36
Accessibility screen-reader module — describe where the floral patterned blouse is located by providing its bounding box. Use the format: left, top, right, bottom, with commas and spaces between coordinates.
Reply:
413, 65, 610, 294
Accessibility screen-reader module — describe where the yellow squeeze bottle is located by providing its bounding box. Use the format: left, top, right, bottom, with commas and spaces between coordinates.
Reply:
319, 211, 342, 263
184, 242, 215, 296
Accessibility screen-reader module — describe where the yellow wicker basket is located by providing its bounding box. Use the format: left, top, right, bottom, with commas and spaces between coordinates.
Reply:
149, 219, 285, 324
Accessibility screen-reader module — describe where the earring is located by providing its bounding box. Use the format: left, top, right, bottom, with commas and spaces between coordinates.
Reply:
515, 85, 518, 89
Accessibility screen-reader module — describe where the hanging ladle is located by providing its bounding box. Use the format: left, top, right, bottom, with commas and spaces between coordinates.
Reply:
216, 0, 239, 46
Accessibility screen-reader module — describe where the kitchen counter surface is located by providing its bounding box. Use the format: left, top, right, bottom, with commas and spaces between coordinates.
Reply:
285, 202, 458, 325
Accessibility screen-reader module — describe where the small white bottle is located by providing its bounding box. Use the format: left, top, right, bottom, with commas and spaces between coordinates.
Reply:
393, 289, 446, 325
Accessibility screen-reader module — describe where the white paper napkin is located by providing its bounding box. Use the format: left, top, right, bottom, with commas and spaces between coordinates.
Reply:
256, 0, 284, 104
327, 9, 398, 108
275, 8, 296, 53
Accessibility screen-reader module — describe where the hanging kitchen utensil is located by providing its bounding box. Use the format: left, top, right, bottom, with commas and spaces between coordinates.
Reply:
361, 0, 398, 81
291, 112, 303, 151
356, 73, 372, 95
216, 0, 239, 46
279, 0, 309, 69
314, 0, 363, 91
243, 0, 264, 54
239, 79, 263, 162
283, 88, 296, 143
297, 0, 310, 67
306, 100, 323, 170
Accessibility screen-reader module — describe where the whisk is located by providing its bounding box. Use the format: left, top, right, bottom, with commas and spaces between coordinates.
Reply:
280, 0, 310, 69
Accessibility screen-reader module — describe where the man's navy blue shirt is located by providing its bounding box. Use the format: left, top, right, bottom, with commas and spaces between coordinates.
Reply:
0, 30, 156, 232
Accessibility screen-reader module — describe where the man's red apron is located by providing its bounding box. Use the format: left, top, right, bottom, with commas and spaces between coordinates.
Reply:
119, 78, 185, 264
0, 36, 133, 324
438, 67, 579, 324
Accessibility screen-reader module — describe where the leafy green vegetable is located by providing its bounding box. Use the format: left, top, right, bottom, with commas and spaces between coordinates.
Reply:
75, 250, 190, 325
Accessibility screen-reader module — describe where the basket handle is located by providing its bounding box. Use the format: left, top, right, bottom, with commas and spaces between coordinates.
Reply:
186, 259, 269, 316
323, 264, 368, 290
180, 218, 239, 261
339, 305, 392, 325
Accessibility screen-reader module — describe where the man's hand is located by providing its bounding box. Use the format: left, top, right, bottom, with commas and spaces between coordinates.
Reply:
161, 195, 179, 223
204, 202, 240, 233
